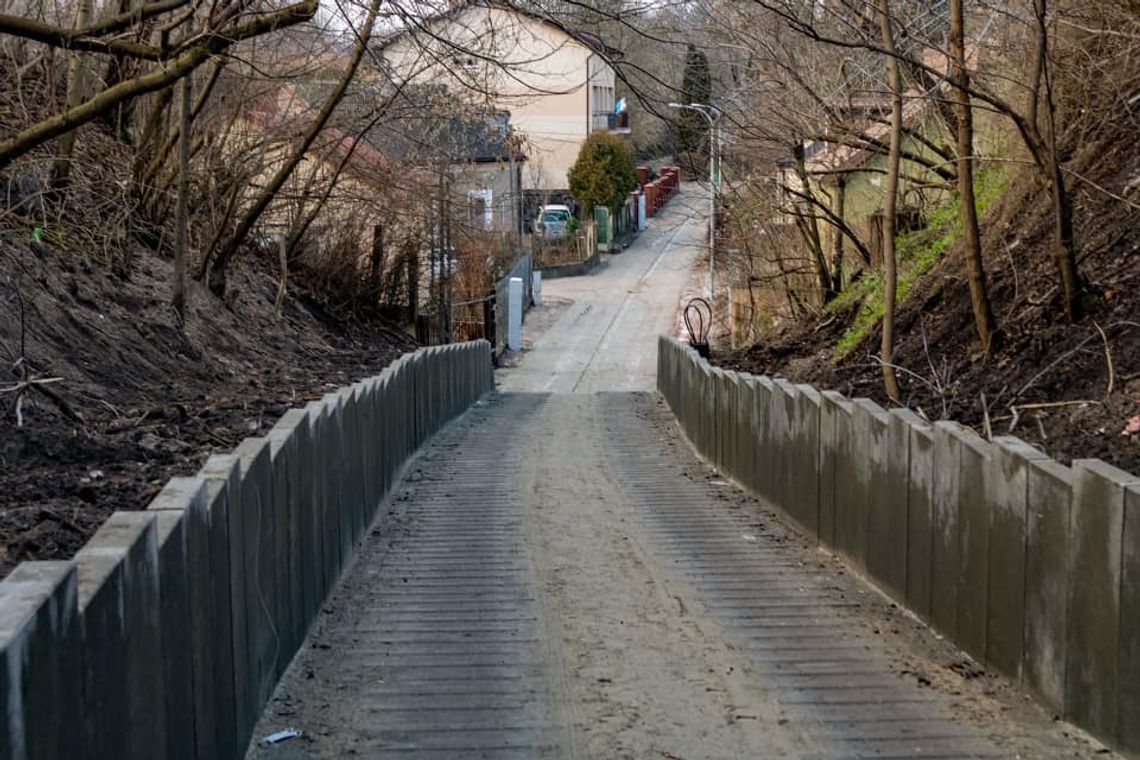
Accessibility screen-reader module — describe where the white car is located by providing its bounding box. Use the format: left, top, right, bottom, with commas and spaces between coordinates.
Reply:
533, 204, 573, 238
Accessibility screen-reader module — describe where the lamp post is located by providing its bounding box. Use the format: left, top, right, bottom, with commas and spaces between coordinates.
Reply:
669, 101, 720, 300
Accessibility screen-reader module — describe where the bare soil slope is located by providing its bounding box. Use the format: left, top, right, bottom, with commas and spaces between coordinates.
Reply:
719, 140, 1140, 474
1, 237, 414, 577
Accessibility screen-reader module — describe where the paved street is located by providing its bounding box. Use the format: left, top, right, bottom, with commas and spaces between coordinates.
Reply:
496, 190, 705, 393
249, 193, 1103, 759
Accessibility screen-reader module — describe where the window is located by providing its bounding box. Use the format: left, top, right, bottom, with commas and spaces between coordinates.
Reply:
468, 189, 493, 230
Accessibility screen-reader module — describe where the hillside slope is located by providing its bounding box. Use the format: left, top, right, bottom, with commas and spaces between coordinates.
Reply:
719, 138, 1140, 474
1, 237, 414, 577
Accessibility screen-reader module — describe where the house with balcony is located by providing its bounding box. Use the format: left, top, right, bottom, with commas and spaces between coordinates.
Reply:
377, 0, 627, 209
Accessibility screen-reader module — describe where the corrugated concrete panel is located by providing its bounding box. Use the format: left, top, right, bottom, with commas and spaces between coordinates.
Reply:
146, 478, 207, 760
930, 422, 964, 640
857, 400, 895, 597
1023, 458, 1073, 714
309, 402, 336, 607
200, 453, 244, 755
875, 409, 924, 604
337, 385, 364, 549
152, 476, 222, 759
832, 396, 863, 566
794, 384, 822, 538
753, 376, 775, 504
956, 431, 991, 662
774, 380, 800, 518
75, 512, 165, 760
738, 377, 758, 494
818, 391, 847, 547
233, 437, 279, 725
1119, 482, 1140, 752
710, 368, 726, 470
320, 393, 349, 584
986, 437, 1049, 681
905, 421, 935, 620
0, 561, 81, 760
725, 372, 742, 479
699, 363, 715, 461
1066, 460, 1137, 742
267, 410, 306, 669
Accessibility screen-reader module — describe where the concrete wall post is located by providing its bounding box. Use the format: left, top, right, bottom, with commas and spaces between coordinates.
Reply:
985, 437, 1050, 680
905, 421, 935, 620
1066, 460, 1138, 742
0, 562, 82, 760
76, 512, 165, 759
146, 477, 208, 760
1118, 482, 1140, 752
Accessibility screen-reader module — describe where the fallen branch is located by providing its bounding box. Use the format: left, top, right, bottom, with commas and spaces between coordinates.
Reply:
2, 374, 71, 427
1013, 400, 1102, 411
1008, 400, 1099, 434
1094, 321, 1115, 399
812, 315, 838, 333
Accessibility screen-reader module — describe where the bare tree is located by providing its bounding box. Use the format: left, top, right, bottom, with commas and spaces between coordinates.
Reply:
950, 0, 996, 352
0, 0, 318, 171
172, 74, 191, 323
200, 0, 383, 296
878, 0, 902, 401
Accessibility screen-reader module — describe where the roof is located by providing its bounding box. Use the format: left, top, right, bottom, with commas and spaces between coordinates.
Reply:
374, 0, 622, 60
446, 112, 524, 163
801, 44, 978, 180
803, 97, 929, 178
239, 84, 431, 194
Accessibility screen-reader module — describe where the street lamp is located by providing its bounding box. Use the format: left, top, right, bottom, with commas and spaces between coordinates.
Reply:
668, 101, 720, 301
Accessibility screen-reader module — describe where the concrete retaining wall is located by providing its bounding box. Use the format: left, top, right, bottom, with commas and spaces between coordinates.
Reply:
657, 335, 1140, 755
0, 340, 495, 760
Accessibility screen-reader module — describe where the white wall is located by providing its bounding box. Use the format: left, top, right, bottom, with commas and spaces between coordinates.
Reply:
382, 6, 612, 190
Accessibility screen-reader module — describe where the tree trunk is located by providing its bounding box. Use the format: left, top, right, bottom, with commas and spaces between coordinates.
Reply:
137, 61, 223, 196
49, 0, 94, 192
1032, 0, 1081, 322
130, 85, 173, 194
172, 75, 191, 323
878, 0, 902, 402
274, 235, 287, 320
830, 177, 846, 295
793, 144, 835, 302
102, 0, 137, 142
370, 223, 385, 296
1048, 160, 1080, 320
405, 237, 418, 324
202, 0, 381, 297
950, 0, 997, 353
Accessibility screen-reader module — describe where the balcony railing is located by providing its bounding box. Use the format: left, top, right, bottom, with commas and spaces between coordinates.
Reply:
591, 111, 630, 133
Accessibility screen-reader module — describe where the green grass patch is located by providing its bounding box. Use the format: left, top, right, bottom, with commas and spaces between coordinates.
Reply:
831, 165, 1008, 361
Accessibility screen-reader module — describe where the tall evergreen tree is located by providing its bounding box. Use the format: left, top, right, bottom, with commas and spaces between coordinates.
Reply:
674, 44, 712, 157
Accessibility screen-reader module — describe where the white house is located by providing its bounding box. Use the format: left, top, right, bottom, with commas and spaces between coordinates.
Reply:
378, 0, 627, 195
